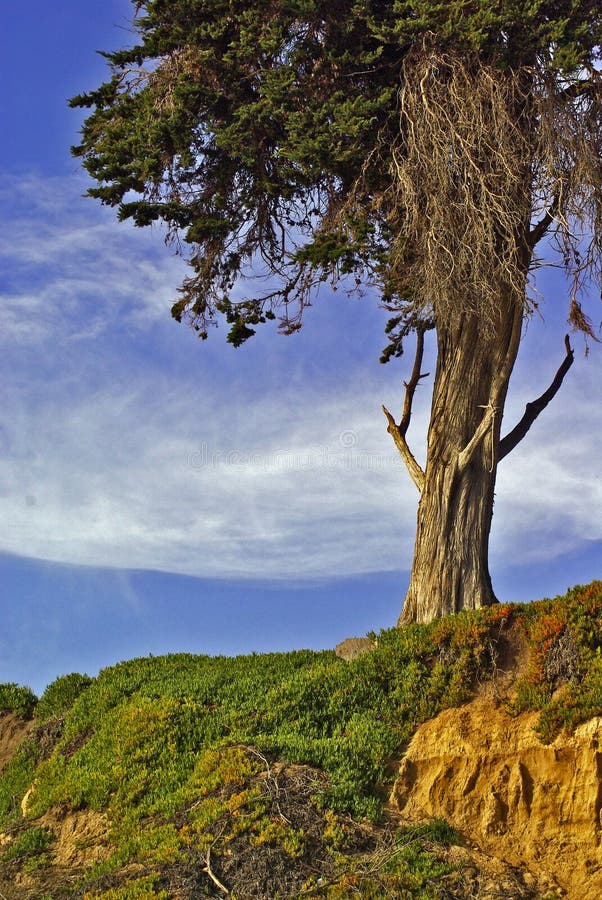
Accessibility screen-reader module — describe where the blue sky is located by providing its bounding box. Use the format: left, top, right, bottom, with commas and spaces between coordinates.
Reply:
1, 2, 600, 695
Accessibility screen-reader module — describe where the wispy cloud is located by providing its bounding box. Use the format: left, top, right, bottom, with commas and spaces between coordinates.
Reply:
1, 378, 417, 578
494, 361, 602, 561
1, 173, 600, 580
0, 173, 183, 346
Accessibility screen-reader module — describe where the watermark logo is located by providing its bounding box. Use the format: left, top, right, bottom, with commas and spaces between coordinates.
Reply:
188, 431, 401, 473
339, 430, 359, 448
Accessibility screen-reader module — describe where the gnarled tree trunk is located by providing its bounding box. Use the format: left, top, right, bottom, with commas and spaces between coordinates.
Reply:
398, 293, 523, 625
385, 279, 575, 626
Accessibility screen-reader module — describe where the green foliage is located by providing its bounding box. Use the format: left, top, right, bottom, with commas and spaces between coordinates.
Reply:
70, 0, 602, 349
35, 672, 93, 720
0, 741, 39, 825
1, 825, 54, 866
0, 682, 37, 719
2, 583, 601, 896
21, 620, 483, 832
84, 873, 169, 900
24, 585, 602, 831
401, 818, 462, 846
308, 818, 460, 899
509, 581, 602, 739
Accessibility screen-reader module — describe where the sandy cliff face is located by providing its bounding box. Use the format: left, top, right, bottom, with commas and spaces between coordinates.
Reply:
391, 696, 602, 898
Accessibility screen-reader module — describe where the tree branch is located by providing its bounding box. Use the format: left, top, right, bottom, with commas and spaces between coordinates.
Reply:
528, 195, 560, 249
499, 335, 575, 461
557, 77, 598, 102
204, 847, 229, 895
399, 328, 430, 435
457, 403, 497, 474
382, 405, 425, 492
382, 330, 428, 492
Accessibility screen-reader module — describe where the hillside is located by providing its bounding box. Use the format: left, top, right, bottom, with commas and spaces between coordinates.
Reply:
0, 581, 601, 899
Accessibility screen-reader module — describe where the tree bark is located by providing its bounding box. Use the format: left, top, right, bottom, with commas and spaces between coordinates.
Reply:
398, 292, 524, 625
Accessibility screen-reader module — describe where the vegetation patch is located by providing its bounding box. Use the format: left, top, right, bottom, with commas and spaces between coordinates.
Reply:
0, 740, 39, 824
2, 824, 53, 862
509, 582, 602, 741
35, 673, 93, 722
83, 872, 170, 900
0, 684, 37, 720
0, 582, 600, 897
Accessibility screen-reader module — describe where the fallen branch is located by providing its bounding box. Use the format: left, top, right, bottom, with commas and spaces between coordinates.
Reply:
204, 846, 230, 895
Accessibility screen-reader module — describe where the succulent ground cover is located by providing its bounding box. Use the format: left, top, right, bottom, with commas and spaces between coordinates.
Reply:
0, 581, 599, 898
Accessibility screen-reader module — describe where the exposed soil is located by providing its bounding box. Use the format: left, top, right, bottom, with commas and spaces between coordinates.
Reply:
0, 732, 545, 900
0, 714, 34, 774
391, 698, 602, 898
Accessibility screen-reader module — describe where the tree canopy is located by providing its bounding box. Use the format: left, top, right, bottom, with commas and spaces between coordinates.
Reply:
71, 0, 602, 353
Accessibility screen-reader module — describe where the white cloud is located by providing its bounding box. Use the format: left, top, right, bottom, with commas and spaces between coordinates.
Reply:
0, 173, 183, 346
493, 362, 602, 562
1, 173, 601, 581
0, 380, 418, 577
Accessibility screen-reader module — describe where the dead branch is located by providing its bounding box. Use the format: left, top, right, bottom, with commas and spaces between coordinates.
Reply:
382, 405, 425, 492
376, 50, 602, 337
389, 49, 535, 329
528, 194, 560, 249
204, 846, 230, 895
457, 403, 497, 474
399, 327, 430, 435
384, 403, 427, 488
382, 330, 428, 492
246, 746, 293, 824
499, 335, 575, 461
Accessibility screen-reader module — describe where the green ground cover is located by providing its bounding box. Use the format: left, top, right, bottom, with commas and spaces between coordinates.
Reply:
0, 581, 599, 898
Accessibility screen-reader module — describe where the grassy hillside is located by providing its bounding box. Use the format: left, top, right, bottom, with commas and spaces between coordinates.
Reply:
0, 581, 600, 899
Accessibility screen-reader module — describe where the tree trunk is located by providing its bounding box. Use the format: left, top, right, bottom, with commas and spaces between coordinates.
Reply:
398, 293, 524, 625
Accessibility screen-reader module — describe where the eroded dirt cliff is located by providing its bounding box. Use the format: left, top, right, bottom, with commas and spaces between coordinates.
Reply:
0, 713, 33, 773
391, 694, 602, 898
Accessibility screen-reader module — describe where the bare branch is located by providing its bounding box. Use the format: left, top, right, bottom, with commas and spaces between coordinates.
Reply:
458, 403, 497, 474
499, 335, 575, 461
389, 49, 536, 331
528, 195, 560, 249
399, 328, 430, 435
382, 405, 425, 492
382, 330, 428, 492
204, 847, 230, 895
557, 77, 599, 102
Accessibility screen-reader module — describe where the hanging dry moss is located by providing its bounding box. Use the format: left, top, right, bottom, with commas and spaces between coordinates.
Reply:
358, 45, 602, 336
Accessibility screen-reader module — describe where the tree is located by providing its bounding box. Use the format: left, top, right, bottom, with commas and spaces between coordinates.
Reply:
71, 0, 602, 623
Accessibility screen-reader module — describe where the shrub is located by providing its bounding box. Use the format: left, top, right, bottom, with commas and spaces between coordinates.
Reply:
35, 672, 92, 720
510, 581, 602, 738
0, 683, 37, 719
1, 825, 53, 863
2, 581, 600, 895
